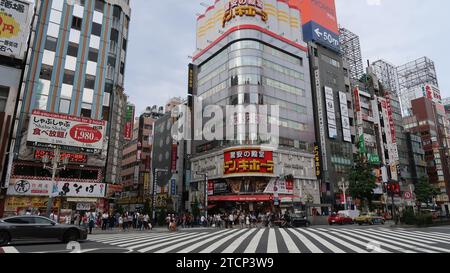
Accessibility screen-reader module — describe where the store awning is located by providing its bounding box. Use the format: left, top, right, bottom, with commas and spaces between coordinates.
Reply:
209, 195, 273, 202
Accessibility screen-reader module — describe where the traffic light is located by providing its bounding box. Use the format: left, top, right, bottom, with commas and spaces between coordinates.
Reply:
385, 182, 400, 195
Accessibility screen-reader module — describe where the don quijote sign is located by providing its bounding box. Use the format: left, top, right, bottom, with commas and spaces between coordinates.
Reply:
223, 0, 268, 27
27, 110, 106, 150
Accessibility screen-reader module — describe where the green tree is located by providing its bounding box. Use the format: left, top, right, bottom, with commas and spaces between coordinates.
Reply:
415, 176, 439, 211
348, 154, 378, 212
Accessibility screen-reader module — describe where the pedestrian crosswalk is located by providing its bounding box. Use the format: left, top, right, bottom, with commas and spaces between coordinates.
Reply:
88, 227, 450, 253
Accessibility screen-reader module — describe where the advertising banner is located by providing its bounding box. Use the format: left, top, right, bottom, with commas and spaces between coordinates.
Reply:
264, 178, 294, 195
224, 148, 274, 176
34, 149, 88, 164
106, 184, 123, 198
292, 0, 339, 34
123, 104, 135, 140
325, 86, 337, 139
7, 179, 105, 198
0, 0, 32, 59
27, 110, 106, 150
339, 91, 352, 142
76, 203, 91, 211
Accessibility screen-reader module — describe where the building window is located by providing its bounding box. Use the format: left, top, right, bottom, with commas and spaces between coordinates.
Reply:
84, 75, 96, 89
63, 70, 75, 85
88, 48, 99, 62
122, 38, 127, 51
81, 104, 92, 118
44, 37, 58, 51
71, 16, 83, 31
59, 99, 71, 114
0, 86, 9, 112
95, 0, 104, 12
91, 22, 102, 36
67, 43, 78, 57
120, 62, 125, 74
40, 65, 53, 80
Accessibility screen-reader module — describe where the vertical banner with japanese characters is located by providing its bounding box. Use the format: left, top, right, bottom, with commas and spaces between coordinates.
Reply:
0, 0, 32, 60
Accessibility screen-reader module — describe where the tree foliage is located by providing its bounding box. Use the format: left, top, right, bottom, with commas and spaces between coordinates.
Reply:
415, 176, 439, 208
348, 154, 378, 211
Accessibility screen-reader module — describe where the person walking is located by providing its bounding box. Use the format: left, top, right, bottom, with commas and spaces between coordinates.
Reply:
119, 215, 123, 230
228, 213, 234, 229
101, 212, 109, 230
88, 212, 96, 234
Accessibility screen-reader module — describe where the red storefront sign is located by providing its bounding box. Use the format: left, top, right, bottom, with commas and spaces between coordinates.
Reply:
426, 85, 433, 100
224, 148, 274, 176
209, 194, 272, 202
124, 122, 133, 141
171, 144, 178, 171
353, 87, 361, 112
385, 94, 396, 144
208, 181, 214, 196
34, 150, 88, 163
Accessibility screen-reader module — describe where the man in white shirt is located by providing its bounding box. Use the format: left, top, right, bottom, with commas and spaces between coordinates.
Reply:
102, 212, 109, 230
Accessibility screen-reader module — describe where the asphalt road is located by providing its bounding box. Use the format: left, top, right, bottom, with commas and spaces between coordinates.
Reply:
2, 225, 450, 253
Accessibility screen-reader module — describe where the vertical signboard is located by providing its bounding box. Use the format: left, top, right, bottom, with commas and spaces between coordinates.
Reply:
314, 143, 322, 179
325, 86, 337, 139
339, 92, 352, 142
171, 144, 177, 172
123, 104, 135, 141
315, 70, 327, 171
0, 0, 32, 60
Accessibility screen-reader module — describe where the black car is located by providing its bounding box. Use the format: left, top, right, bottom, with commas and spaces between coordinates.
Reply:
289, 213, 311, 227
0, 215, 88, 246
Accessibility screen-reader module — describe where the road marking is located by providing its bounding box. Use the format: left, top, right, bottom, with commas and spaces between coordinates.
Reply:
1, 247, 18, 253
372, 229, 438, 244
244, 229, 265, 253
287, 229, 323, 253
117, 233, 188, 247
362, 229, 450, 253
267, 229, 278, 253
307, 229, 368, 253
336, 229, 416, 253
410, 230, 450, 239
320, 229, 391, 253
296, 229, 345, 253
92, 233, 164, 244
346, 229, 441, 253
378, 228, 450, 244
278, 228, 301, 253
222, 229, 257, 253
199, 229, 248, 253
158, 230, 236, 253
132, 231, 210, 252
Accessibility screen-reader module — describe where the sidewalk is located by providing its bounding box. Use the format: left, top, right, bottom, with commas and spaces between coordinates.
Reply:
88, 226, 214, 234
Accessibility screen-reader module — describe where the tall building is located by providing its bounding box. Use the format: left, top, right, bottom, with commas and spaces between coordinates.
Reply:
403, 97, 450, 213
0, 0, 34, 217
189, 0, 319, 216
120, 105, 164, 211
291, 0, 355, 210
339, 27, 364, 81
397, 57, 441, 116
3, 0, 131, 217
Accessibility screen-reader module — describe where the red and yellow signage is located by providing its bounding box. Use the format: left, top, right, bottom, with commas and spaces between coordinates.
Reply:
0, 12, 21, 38
223, 0, 268, 27
224, 148, 274, 176
34, 150, 88, 164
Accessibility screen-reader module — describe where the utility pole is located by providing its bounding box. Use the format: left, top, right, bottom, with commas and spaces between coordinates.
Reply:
43, 146, 69, 219
338, 178, 350, 211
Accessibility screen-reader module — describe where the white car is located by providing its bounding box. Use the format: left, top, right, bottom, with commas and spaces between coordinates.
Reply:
338, 210, 360, 220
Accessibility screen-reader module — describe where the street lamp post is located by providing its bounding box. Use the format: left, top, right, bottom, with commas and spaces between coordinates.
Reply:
196, 172, 208, 219
43, 146, 69, 219
338, 178, 350, 211
151, 168, 168, 224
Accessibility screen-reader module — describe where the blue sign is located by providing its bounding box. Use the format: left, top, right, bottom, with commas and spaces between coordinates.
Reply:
303, 21, 340, 53
171, 179, 176, 196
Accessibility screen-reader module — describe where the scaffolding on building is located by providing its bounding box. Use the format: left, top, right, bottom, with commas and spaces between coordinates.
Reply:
397, 57, 439, 94
339, 27, 364, 81
372, 59, 399, 95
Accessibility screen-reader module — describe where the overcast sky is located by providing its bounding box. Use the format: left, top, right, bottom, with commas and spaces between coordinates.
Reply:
124, 0, 450, 114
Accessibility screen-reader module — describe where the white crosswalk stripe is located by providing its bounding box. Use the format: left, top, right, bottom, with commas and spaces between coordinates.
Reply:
244, 229, 265, 253
85, 227, 450, 253
278, 228, 301, 253
222, 229, 258, 253
295, 228, 345, 253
